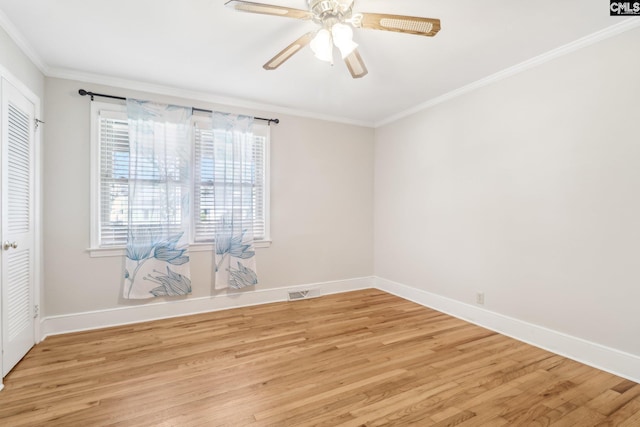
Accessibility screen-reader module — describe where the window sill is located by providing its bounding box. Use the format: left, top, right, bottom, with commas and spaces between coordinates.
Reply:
87, 240, 272, 258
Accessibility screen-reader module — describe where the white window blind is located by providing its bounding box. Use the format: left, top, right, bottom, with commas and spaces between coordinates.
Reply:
193, 120, 267, 242
98, 111, 129, 246
93, 104, 269, 248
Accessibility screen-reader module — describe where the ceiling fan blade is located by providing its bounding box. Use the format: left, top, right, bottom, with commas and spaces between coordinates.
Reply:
357, 12, 441, 37
344, 49, 368, 79
264, 32, 314, 70
225, 0, 313, 20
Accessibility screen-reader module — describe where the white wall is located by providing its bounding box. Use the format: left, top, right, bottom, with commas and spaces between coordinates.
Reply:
43, 77, 374, 316
0, 26, 44, 97
375, 27, 640, 358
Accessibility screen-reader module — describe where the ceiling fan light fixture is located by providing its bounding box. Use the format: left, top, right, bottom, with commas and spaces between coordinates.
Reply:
331, 23, 358, 59
227, 0, 441, 78
310, 28, 334, 63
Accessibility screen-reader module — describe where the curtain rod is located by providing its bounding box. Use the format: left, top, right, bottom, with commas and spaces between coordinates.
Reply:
78, 89, 280, 125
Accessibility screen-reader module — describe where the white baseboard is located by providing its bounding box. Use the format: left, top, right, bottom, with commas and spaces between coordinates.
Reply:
40, 275, 640, 384
41, 276, 374, 339
374, 277, 640, 384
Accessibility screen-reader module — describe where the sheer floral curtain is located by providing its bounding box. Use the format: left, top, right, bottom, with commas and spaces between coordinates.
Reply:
212, 112, 259, 290
123, 99, 193, 299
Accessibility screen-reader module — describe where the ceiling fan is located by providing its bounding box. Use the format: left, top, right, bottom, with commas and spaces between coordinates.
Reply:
225, 0, 441, 79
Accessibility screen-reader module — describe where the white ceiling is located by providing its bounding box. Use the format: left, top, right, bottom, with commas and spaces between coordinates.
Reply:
0, 0, 632, 126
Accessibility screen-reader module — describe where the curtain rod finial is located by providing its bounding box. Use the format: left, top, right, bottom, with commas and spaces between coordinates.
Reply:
78, 89, 94, 101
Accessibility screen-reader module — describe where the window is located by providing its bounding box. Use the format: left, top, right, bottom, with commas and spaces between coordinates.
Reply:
193, 118, 268, 242
90, 102, 270, 254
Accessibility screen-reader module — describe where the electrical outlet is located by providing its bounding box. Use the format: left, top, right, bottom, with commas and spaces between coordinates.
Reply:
476, 292, 485, 305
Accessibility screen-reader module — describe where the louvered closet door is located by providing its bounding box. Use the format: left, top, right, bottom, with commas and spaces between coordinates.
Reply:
1, 78, 35, 377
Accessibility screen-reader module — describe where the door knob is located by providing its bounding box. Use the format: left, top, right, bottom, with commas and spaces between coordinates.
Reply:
3, 241, 17, 250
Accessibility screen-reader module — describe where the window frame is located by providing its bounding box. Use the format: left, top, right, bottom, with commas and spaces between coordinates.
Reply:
89, 101, 271, 257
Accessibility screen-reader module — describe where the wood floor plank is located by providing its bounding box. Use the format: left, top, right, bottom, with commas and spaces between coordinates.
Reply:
0, 289, 638, 426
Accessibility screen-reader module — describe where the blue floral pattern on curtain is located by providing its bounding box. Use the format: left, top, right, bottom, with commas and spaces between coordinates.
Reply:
123, 99, 193, 299
212, 113, 259, 289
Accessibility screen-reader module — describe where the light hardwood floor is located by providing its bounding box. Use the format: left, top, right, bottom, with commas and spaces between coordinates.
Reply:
0, 289, 639, 426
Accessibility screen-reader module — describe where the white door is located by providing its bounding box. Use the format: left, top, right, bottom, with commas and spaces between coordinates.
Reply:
1, 78, 36, 377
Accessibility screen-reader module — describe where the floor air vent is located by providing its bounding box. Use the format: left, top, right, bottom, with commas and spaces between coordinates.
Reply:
288, 289, 320, 301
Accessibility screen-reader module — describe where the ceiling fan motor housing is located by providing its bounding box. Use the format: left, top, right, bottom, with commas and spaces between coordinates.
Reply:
308, 0, 353, 25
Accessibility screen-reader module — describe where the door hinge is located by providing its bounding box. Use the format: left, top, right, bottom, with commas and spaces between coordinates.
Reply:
33, 304, 39, 319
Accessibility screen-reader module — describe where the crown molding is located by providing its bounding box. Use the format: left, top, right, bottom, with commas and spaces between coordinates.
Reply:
376, 18, 640, 128
0, 8, 49, 74
2, 5, 638, 130
47, 67, 375, 128
0, 7, 372, 128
